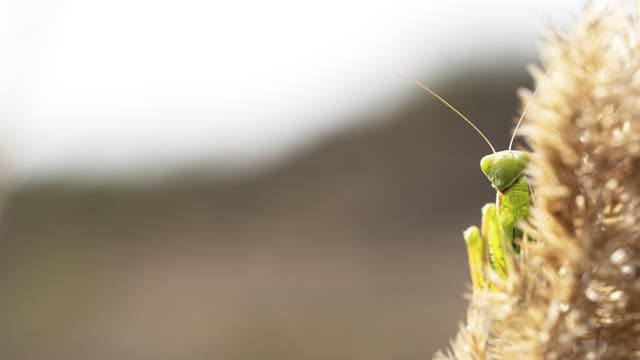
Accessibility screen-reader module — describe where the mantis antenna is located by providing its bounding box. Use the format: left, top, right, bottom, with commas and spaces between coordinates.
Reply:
508, 86, 540, 151
400, 76, 496, 154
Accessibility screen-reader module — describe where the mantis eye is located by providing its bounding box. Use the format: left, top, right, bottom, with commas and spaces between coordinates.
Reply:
480, 155, 493, 176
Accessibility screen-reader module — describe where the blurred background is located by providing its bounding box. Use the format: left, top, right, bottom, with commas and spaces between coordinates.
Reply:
0, 1, 605, 359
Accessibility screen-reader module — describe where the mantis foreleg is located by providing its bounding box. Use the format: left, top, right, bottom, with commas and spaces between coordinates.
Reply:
464, 176, 531, 289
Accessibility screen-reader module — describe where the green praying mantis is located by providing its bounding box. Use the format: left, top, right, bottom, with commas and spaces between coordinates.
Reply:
406, 78, 537, 290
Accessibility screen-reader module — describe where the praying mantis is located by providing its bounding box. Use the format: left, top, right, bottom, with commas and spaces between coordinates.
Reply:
406, 78, 537, 290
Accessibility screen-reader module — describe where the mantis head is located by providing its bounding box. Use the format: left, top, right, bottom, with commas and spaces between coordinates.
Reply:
402, 77, 535, 192
480, 150, 529, 192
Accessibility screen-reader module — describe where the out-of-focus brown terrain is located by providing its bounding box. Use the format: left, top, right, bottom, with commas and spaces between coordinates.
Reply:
0, 64, 531, 360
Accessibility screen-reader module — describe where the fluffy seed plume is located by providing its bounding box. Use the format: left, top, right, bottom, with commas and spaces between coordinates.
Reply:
435, 2, 640, 359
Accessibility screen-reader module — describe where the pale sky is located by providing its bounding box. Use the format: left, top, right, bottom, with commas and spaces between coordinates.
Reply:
1, 0, 607, 181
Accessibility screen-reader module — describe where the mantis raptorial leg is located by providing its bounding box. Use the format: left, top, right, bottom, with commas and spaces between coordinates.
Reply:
406, 77, 536, 289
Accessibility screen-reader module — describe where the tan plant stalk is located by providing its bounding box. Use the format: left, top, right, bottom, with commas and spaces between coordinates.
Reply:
435, 2, 640, 359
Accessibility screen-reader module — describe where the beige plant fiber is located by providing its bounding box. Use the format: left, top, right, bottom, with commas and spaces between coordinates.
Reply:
435, 2, 640, 359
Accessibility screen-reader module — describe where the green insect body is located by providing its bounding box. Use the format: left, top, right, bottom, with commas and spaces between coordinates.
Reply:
497, 176, 530, 253
404, 77, 536, 290
464, 150, 531, 289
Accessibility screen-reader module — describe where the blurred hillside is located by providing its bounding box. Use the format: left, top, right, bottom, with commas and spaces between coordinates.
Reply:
0, 63, 533, 360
